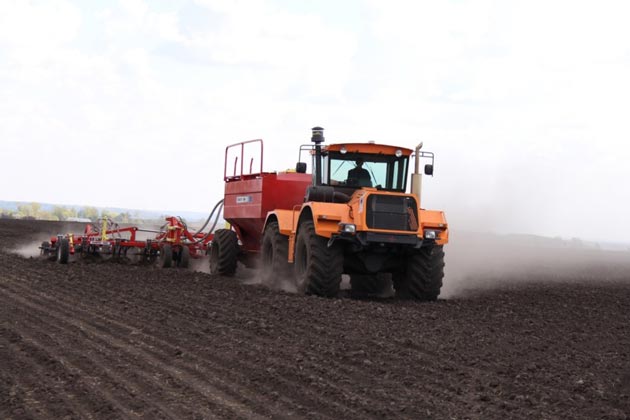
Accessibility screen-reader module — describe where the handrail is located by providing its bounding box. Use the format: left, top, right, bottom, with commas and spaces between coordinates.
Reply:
224, 139, 264, 180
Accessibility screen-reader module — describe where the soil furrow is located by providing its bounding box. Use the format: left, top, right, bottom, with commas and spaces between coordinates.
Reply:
0, 285, 270, 420
1, 278, 369, 420
1, 293, 211, 420
2, 264, 558, 418
2, 219, 630, 419
2, 267, 325, 418
0, 368, 55, 420
13, 272, 470, 418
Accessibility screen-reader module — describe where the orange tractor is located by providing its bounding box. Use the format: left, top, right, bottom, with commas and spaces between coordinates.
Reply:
210, 127, 448, 300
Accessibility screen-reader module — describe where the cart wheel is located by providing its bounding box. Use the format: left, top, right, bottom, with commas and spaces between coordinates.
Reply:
209, 229, 238, 276
178, 246, 190, 269
57, 238, 70, 264
160, 244, 173, 268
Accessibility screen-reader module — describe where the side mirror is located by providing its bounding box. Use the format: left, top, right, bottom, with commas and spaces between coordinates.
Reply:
296, 162, 307, 173
424, 164, 433, 176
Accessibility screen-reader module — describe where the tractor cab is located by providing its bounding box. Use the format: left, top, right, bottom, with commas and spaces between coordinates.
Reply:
322, 144, 411, 192
297, 127, 434, 202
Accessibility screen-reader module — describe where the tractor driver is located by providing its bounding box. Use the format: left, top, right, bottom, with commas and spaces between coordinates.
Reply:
347, 157, 372, 187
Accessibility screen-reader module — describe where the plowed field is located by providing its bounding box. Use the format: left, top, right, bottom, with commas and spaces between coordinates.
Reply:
1, 219, 630, 419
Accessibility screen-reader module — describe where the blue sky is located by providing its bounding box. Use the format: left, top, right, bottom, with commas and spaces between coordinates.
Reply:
1, 0, 629, 242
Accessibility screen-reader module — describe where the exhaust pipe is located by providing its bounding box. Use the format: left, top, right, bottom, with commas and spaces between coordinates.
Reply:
311, 127, 325, 186
411, 142, 423, 208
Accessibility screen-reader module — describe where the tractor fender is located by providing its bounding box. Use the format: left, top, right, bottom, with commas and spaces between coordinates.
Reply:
268, 204, 353, 263
419, 209, 449, 245
263, 210, 294, 237
295, 202, 353, 240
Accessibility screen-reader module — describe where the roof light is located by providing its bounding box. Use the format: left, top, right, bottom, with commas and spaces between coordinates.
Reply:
311, 126, 324, 144
340, 146, 347, 154
395, 149, 403, 157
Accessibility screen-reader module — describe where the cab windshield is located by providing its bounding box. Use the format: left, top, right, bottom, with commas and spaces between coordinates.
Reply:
324, 152, 409, 191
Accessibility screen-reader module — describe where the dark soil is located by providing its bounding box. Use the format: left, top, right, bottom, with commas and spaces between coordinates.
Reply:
1, 219, 630, 419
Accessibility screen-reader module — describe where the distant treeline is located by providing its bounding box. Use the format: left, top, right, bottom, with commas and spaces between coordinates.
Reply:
0, 202, 141, 223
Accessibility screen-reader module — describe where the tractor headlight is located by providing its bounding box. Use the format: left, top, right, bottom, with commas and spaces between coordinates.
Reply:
424, 229, 439, 240
395, 149, 403, 157
339, 223, 356, 234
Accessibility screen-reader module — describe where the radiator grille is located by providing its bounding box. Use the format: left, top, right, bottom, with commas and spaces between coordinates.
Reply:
365, 195, 418, 231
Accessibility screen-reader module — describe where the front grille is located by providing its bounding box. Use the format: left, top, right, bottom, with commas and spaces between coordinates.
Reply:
365, 195, 418, 231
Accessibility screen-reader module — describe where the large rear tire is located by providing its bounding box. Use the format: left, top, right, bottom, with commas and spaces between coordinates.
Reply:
294, 221, 343, 297
261, 221, 290, 286
393, 245, 445, 301
57, 238, 70, 264
209, 229, 238, 276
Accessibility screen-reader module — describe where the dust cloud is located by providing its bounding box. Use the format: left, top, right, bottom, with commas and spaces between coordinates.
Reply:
261, 274, 298, 294
12, 240, 47, 258
245, 268, 298, 294
195, 230, 630, 300
442, 230, 630, 299
190, 257, 210, 274
7, 221, 109, 259
10, 220, 630, 302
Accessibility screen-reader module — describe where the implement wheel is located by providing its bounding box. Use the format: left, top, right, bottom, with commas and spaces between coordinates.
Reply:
40, 241, 48, 256
160, 244, 173, 268
209, 229, 238, 276
294, 221, 343, 297
57, 238, 70, 264
261, 221, 290, 286
41, 241, 55, 261
178, 246, 190, 268
393, 245, 445, 301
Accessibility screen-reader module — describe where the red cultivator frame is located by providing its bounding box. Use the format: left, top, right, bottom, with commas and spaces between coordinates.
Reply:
40, 215, 216, 268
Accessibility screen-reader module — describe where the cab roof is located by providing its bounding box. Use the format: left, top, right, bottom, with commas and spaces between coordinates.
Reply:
324, 143, 413, 157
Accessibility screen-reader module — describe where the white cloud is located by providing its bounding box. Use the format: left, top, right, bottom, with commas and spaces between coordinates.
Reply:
0, 0, 82, 66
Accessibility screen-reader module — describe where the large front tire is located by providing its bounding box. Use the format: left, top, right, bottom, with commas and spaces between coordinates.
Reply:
394, 245, 445, 301
261, 221, 290, 286
209, 229, 239, 276
294, 221, 343, 297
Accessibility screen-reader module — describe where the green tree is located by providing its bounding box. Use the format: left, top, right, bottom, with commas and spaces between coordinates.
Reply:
78, 206, 99, 221
114, 211, 132, 223
17, 202, 43, 219
0, 209, 16, 219
100, 209, 118, 220
52, 205, 77, 221
42, 211, 58, 221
